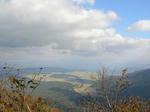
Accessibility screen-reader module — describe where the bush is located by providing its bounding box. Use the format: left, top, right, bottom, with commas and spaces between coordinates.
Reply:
81, 68, 150, 112
0, 66, 63, 112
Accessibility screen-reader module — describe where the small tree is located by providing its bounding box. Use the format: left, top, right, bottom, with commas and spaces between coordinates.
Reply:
81, 68, 150, 112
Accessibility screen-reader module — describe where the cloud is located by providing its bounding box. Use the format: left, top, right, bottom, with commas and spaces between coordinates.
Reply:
0, 0, 150, 69
128, 20, 150, 32
0, 0, 119, 50
73, 0, 95, 5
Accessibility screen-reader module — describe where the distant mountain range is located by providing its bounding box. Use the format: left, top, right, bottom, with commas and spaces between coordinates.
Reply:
19, 67, 74, 74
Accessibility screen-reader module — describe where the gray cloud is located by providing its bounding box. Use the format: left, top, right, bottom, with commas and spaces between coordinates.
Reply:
0, 0, 150, 70
0, 0, 119, 49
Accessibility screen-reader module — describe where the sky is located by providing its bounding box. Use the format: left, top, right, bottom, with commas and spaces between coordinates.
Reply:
0, 0, 150, 71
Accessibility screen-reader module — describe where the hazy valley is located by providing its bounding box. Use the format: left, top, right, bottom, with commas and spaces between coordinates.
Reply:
24, 68, 150, 111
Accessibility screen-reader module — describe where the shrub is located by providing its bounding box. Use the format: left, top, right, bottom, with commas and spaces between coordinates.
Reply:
0, 66, 63, 112
81, 68, 150, 112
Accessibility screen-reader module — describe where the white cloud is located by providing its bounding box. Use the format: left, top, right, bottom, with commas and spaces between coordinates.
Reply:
0, 0, 119, 50
73, 0, 95, 5
0, 0, 150, 69
128, 20, 150, 32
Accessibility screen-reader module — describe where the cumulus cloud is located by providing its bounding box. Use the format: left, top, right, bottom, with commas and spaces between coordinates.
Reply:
0, 0, 119, 50
0, 0, 150, 69
128, 20, 150, 32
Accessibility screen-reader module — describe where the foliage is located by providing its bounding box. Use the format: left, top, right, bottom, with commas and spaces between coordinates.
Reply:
114, 96, 149, 112
0, 66, 63, 112
81, 68, 150, 112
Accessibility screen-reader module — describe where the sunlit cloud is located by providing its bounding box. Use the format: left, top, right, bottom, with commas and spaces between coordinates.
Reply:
128, 20, 150, 32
